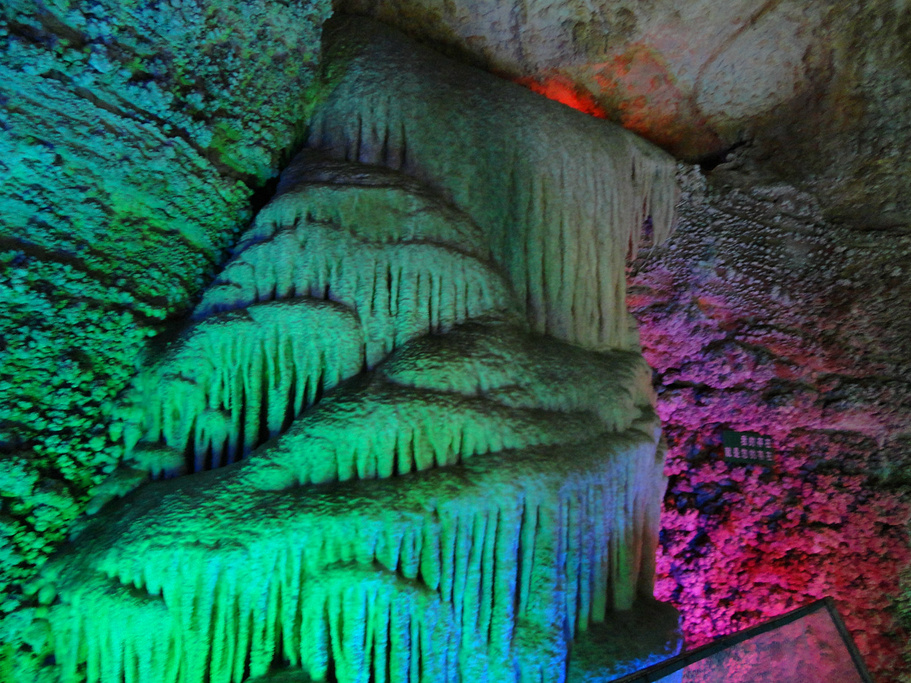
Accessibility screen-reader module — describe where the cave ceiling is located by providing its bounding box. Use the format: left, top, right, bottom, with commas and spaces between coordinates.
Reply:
342, 0, 911, 229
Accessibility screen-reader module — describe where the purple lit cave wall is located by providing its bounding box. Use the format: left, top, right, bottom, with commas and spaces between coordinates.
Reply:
630, 171, 911, 681
2, 2, 911, 683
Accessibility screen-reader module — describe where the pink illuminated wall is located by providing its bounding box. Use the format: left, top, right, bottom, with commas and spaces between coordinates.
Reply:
627, 178, 911, 681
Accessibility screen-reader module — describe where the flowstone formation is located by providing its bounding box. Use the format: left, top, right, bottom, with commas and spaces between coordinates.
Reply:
38, 18, 680, 683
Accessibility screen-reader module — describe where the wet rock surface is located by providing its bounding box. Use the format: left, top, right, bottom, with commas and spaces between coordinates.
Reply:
2, 1, 911, 680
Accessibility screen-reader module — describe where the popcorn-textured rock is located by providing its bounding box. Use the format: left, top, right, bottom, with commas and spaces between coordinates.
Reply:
629, 165, 911, 682
0, 0, 329, 674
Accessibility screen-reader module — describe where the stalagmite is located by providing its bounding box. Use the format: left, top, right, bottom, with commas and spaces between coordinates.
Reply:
42, 16, 680, 683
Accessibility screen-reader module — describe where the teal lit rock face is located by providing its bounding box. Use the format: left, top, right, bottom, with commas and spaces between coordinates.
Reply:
0, 0, 330, 662
35, 17, 680, 683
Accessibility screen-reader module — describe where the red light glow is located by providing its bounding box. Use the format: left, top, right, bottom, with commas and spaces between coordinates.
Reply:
514, 75, 609, 119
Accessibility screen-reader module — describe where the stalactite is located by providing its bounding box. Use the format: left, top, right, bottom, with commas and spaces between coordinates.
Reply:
47, 410, 666, 683
310, 17, 678, 352
242, 155, 491, 260
196, 221, 513, 356
119, 299, 366, 471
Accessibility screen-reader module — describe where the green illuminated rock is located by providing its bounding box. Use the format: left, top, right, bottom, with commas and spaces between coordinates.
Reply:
0, 1, 330, 656
39, 18, 679, 683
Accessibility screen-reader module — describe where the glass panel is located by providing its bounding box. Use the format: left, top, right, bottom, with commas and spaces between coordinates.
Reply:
676, 607, 862, 682
612, 599, 872, 683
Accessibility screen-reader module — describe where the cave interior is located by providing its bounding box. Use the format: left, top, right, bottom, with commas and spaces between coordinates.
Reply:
1, 1, 910, 682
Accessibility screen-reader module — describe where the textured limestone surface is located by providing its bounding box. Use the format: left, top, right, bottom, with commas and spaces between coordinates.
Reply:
21, 17, 680, 683
0, 0, 329, 675
338, 0, 824, 156
630, 164, 911, 681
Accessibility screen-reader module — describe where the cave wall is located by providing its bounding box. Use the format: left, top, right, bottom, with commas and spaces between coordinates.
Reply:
336, 0, 911, 224
629, 167, 911, 681
324, 2, 911, 678
0, 0, 330, 673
